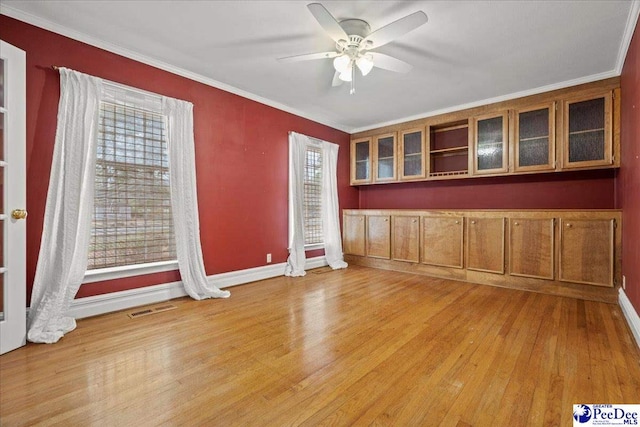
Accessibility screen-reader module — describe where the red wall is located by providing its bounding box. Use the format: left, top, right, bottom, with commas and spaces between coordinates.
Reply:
0, 16, 359, 301
359, 169, 616, 210
618, 18, 640, 313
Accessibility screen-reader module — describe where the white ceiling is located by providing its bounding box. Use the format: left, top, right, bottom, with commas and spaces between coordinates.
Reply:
2, 1, 639, 133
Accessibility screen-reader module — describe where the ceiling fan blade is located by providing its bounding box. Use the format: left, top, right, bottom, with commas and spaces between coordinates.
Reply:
362, 11, 428, 50
370, 52, 413, 73
332, 71, 343, 87
278, 51, 339, 63
307, 3, 349, 43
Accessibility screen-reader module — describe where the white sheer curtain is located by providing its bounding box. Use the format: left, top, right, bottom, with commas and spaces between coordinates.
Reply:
28, 68, 102, 343
320, 141, 348, 269
285, 132, 308, 276
285, 132, 347, 277
163, 97, 230, 299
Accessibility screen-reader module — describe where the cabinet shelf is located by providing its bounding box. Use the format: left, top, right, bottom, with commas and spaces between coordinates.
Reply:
568, 128, 605, 136
430, 146, 468, 154
519, 135, 549, 143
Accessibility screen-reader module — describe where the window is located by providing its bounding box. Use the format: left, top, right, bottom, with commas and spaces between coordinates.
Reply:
88, 86, 176, 272
303, 146, 322, 246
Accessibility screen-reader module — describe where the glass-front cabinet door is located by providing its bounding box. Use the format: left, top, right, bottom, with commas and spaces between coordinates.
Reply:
399, 128, 425, 180
514, 103, 555, 172
350, 137, 372, 185
472, 112, 508, 174
374, 133, 397, 182
563, 92, 613, 168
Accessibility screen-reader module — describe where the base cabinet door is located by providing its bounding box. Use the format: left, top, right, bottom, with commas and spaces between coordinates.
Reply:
367, 215, 391, 259
467, 217, 505, 273
422, 215, 464, 268
392, 216, 420, 263
509, 218, 554, 279
559, 218, 614, 287
343, 214, 366, 256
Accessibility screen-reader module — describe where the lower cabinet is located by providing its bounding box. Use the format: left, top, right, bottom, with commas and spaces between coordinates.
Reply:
343, 209, 620, 301
422, 215, 464, 268
366, 215, 391, 259
343, 214, 365, 256
509, 218, 555, 280
392, 216, 420, 263
466, 217, 505, 274
559, 218, 615, 287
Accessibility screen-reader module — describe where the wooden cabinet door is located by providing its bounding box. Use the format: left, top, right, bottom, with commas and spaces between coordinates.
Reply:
373, 133, 397, 182
562, 92, 613, 169
559, 218, 614, 287
422, 215, 464, 268
472, 112, 509, 175
343, 214, 365, 256
392, 216, 420, 263
351, 137, 372, 184
399, 128, 425, 180
509, 218, 554, 279
513, 103, 556, 172
366, 215, 391, 259
466, 217, 505, 273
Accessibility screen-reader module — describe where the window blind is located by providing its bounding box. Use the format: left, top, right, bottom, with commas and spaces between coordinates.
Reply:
88, 83, 176, 270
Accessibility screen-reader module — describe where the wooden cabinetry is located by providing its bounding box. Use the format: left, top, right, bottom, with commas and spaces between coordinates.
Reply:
350, 78, 619, 186
513, 103, 556, 172
366, 215, 391, 259
343, 214, 366, 256
559, 218, 614, 287
472, 112, 509, 174
422, 215, 464, 268
392, 216, 420, 263
344, 209, 621, 303
562, 91, 613, 169
466, 217, 505, 273
351, 138, 372, 185
399, 128, 426, 180
374, 133, 397, 182
509, 218, 554, 279
428, 121, 470, 178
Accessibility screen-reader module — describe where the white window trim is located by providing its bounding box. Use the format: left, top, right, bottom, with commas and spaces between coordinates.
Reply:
304, 243, 324, 251
83, 259, 178, 284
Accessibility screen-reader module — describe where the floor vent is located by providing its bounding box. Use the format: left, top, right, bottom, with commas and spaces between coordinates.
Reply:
127, 304, 177, 319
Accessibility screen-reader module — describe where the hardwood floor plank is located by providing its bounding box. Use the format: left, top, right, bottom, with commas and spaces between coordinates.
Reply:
1, 265, 639, 426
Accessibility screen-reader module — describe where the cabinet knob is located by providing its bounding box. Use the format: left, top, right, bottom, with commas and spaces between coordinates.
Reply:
412, 219, 417, 223
384, 218, 388, 222
514, 222, 519, 226
359, 218, 363, 221
566, 223, 572, 228
455, 220, 460, 224
471, 220, 476, 225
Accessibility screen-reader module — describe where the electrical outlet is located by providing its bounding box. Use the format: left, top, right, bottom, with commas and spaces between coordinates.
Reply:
622, 275, 626, 290
266, 253, 272, 264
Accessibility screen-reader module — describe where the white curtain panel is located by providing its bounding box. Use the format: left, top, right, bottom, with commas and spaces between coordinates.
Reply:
28, 68, 102, 343
285, 132, 347, 277
321, 141, 348, 270
163, 97, 230, 299
285, 132, 308, 276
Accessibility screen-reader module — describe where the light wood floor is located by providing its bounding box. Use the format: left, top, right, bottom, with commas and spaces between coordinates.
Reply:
1, 265, 640, 426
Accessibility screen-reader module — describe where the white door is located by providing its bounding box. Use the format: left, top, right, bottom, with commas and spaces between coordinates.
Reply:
0, 40, 27, 354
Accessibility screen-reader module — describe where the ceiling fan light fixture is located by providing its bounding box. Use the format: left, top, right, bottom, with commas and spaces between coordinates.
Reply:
333, 54, 351, 73
356, 55, 374, 76
338, 67, 353, 82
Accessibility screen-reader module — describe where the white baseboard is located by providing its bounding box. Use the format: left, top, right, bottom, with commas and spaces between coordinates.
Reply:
619, 288, 640, 350
67, 256, 328, 319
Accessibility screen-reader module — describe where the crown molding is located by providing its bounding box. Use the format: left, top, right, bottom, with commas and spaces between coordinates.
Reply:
615, 0, 640, 74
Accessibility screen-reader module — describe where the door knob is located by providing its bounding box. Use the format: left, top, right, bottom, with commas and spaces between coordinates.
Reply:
11, 209, 28, 220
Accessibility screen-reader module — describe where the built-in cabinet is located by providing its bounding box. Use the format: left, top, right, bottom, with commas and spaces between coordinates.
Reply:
343, 209, 621, 302
350, 79, 620, 185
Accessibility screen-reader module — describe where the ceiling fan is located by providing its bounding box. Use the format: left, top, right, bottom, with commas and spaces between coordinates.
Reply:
278, 3, 428, 94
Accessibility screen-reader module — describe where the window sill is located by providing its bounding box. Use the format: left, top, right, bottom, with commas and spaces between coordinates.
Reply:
304, 243, 324, 251
83, 260, 179, 284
